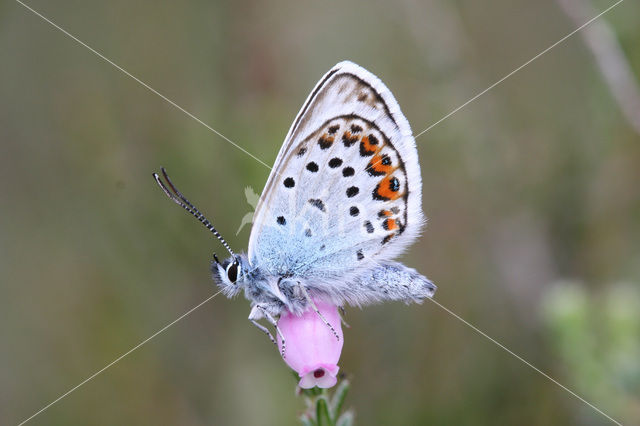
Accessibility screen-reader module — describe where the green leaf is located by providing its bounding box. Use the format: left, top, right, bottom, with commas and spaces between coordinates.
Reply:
316, 397, 332, 426
330, 379, 350, 420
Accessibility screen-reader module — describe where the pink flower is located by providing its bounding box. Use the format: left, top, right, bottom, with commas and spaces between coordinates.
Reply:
277, 300, 344, 389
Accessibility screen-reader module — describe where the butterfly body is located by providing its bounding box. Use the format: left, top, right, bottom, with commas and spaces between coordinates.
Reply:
213, 254, 435, 317
211, 61, 436, 321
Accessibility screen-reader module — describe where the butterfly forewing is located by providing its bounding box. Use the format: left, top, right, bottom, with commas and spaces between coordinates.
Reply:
248, 62, 424, 282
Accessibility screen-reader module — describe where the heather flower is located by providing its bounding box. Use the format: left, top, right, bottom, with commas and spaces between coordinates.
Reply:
277, 300, 344, 389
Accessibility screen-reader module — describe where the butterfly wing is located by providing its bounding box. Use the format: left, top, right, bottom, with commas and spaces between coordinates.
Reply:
248, 61, 424, 283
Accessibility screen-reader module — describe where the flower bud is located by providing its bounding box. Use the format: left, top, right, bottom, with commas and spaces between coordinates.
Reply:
277, 300, 344, 388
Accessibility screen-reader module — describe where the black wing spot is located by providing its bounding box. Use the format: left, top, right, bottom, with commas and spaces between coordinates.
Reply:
283, 177, 295, 188
308, 199, 326, 212
357, 249, 364, 260
277, 216, 286, 225
364, 221, 374, 234
346, 186, 359, 198
328, 157, 343, 168
306, 162, 319, 172
305, 228, 312, 237
349, 206, 359, 217
389, 177, 400, 192
297, 147, 307, 157
382, 234, 395, 245
342, 167, 355, 177
328, 125, 340, 135
350, 124, 363, 133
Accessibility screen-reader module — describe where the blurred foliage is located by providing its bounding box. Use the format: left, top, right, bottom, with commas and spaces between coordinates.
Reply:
297, 376, 353, 426
1, 0, 639, 425
542, 282, 640, 423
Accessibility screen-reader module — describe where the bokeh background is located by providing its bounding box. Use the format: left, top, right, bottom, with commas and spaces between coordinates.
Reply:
2, 0, 639, 424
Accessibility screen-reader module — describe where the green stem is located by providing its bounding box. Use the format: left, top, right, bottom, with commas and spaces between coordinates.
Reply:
297, 377, 354, 426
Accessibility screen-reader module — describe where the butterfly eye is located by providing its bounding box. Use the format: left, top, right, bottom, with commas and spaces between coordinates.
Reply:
226, 261, 239, 284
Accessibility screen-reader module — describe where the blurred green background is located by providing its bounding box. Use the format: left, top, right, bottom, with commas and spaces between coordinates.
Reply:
1, 0, 639, 424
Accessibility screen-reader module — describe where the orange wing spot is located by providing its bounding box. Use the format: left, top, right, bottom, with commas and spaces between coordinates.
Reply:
373, 176, 402, 201
383, 218, 398, 231
362, 135, 378, 151
318, 134, 335, 149
342, 131, 359, 147
359, 135, 381, 157
366, 153, 394, 176
378, 210, 392, 217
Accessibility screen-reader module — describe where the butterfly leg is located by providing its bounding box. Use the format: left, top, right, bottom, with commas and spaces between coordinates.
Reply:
339, 306, 350, 328
249, 315, 277, 347
299, 284, 340, 341
249, 305, 287, 358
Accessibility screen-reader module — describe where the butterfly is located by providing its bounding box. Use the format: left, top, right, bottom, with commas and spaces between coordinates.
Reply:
154, 61, 436, 350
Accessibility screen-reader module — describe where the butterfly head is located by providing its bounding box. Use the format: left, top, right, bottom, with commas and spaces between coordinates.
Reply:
212, 253, 250, 297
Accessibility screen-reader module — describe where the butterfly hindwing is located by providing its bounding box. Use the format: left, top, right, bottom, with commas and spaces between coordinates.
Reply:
248, 62, 424, 284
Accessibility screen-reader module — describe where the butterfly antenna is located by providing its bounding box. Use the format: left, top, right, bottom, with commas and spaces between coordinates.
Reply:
153, 167, 236, 258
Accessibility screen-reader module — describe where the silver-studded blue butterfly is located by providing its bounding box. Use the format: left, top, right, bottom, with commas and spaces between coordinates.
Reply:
154, 61, 436, 350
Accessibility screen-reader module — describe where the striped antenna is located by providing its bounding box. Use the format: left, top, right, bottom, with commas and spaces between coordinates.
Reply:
153, 167, 236, 258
